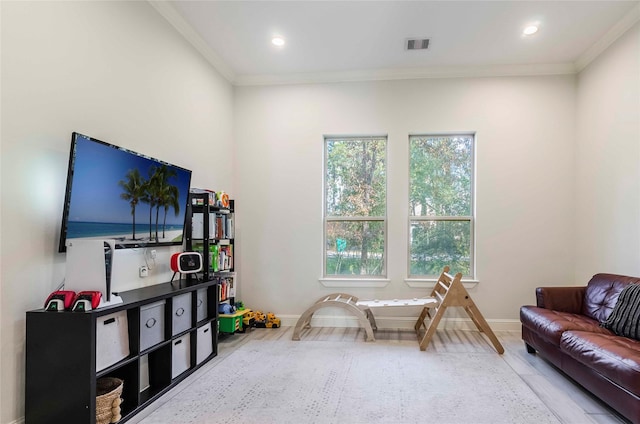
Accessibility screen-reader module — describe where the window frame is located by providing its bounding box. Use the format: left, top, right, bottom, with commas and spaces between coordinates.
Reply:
322, 135, 388, 280
407, 133, 476, 280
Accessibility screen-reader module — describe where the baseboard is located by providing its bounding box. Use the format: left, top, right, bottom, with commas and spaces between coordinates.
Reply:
279, 314, 521, 332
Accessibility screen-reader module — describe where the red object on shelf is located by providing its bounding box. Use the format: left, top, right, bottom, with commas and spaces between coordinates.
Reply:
74, 291, 102, 310
170, 252, 203, 274
44, 290, 77, 311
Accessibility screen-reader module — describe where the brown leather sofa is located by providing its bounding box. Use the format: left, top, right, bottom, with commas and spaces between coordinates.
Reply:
520, 273, 640, 424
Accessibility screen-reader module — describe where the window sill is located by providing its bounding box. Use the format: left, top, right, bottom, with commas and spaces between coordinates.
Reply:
404, 278, 479, 288
319, 278, 390, 288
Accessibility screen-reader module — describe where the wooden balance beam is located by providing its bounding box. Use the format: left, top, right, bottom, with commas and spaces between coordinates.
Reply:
292, 293, 437, 342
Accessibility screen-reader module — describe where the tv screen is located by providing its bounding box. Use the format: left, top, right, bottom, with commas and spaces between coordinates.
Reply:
59, 132, 192, 252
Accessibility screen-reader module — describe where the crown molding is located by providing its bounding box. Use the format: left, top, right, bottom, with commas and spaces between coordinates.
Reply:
149, 0, 637, 87
234, 63, 577, 87
575, 3, 640, 72
147, 0, 236, 83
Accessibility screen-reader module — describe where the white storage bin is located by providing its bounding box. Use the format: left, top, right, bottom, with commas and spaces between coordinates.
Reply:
96, 311, 130, 372
196, 323, 213, 364
171, 333, 191, 379
140, 300, 165, 352
139, 354, 150, 393
192, 213, 215, 239
196, 288, 208, 323
171, 293, 192, 336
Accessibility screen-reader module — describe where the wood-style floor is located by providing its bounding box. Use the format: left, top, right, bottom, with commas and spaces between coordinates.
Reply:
131, 326, 630, 424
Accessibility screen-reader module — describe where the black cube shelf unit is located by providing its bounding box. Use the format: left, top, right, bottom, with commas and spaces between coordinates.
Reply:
25, 279, 219, 424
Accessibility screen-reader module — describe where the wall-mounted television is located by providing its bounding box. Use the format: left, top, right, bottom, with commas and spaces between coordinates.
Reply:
59, 132, 192, 252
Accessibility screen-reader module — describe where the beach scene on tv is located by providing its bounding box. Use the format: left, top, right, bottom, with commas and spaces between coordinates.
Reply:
64, 135, 192, 248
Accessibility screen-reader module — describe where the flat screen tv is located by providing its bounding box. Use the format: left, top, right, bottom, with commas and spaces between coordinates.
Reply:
59, 132, 192, 252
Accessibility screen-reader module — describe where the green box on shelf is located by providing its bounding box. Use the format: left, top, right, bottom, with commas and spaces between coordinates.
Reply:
219, 314, 242, 333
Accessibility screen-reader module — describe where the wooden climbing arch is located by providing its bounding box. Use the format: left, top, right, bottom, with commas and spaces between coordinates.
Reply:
292, 293, 378, 341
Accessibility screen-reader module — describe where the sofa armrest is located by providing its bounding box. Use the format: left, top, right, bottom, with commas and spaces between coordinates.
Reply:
535, 286, 586, 313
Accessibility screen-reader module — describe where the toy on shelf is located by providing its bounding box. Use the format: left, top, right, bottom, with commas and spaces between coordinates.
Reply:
219, 301, 256, 334
218, 303, 235, 315
254, 311, 281, 328
189, 188, 231, 209
216, 191, 230, 208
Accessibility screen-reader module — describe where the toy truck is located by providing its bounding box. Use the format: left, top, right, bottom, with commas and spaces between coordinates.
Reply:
240, 309, 256, 332
254, 311, 281, 328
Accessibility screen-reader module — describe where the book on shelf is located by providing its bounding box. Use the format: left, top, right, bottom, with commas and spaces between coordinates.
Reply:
192, 243, 232, 272
219, 279, 227, 301
218, 245, 233, 271
218, 274, 235, 301
228, 274, 236, 297
216, 215, 223, 239
226, 216, 234, 239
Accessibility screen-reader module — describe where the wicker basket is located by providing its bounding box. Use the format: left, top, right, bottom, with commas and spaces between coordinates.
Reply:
96, 377, 123, 424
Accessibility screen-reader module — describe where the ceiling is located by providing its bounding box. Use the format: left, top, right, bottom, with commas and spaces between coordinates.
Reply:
154, 1, 640, 85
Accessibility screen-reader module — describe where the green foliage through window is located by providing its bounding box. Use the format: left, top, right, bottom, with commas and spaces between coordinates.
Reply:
324, 137, 386, 277
410, 220, 471, 276
326, 220, 385, 275
409, 135, 474, 278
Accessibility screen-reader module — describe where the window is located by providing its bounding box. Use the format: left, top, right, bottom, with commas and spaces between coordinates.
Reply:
324, 136, 387, 277
409, 134, 474, 278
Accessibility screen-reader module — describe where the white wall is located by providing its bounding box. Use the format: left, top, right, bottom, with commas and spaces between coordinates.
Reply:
0, 1, 233, 422
574, 22, 640, 282
234, 75, 577, 324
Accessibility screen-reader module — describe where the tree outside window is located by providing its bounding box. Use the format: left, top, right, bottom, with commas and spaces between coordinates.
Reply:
324, 136, 387, 277
409, 134, 474, 278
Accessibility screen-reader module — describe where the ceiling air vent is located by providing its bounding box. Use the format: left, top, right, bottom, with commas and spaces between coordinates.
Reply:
406, 38, 430, 50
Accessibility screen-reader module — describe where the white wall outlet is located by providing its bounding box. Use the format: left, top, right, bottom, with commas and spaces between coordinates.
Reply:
150, 249, 157, 259
139, 265, 149, 278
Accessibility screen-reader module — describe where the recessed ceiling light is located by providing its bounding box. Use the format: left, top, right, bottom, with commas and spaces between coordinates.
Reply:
272, 37, 285, 47
523, 25, 539, 36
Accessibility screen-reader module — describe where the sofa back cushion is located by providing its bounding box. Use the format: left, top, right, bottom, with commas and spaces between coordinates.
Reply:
602, 283, 640, 339
583, 274, 640, 323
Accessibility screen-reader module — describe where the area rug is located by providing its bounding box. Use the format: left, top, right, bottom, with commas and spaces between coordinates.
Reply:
138, 339, 560, 424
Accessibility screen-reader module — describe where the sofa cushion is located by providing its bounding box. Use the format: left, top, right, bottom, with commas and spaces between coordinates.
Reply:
602, 283, 640, 340
520, 306, 612, 346
561, 330, 640, 397
583, 274, 640, 323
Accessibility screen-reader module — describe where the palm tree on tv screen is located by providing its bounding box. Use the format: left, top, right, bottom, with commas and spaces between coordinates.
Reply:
118, 168, 145, 240
147, 165, 180, 242
132, 165, 181, 242
159, 184, 180, 238
141, 167, 158, 241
